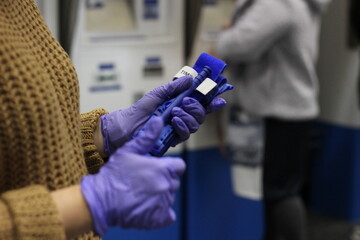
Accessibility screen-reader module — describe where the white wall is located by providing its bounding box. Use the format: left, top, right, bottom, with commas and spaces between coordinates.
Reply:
34, 0, 59, 40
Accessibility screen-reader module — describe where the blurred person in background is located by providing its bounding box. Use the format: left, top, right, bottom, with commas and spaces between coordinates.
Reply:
0, 0, 226, 239
215, 0, 330, 239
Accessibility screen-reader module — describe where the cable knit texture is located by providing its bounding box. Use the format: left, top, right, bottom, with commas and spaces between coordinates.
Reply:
0, 0, 107, 239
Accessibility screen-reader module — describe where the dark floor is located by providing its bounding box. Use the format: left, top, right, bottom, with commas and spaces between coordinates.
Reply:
308, 211, 360, 240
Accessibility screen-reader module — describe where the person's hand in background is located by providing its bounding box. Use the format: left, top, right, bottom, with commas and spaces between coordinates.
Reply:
221, 20, 231, 30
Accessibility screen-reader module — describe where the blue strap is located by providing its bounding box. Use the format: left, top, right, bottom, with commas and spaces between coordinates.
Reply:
193, 52, 227, 81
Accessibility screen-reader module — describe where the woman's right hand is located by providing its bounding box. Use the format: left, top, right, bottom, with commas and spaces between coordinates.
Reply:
81, 117, 186, 236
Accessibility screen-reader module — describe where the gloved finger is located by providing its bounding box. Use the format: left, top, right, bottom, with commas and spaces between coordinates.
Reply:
140, 197, 175, 230
165, 156, 186, 176
169, 208, 176, 222
170, 138, 181, 148
168, 173, 181, 191
181, 97, 206, 124
172, 107, 199, 133
150, 75, 193, 100
150, 207, 176, 229
205, 97, 227, 113
122, 117, 164, 155
169, 177, 181, 191
157, 159, 183, 191
171, 117, 190, 141
162, 191, 176, 207
146, 193, 175, 229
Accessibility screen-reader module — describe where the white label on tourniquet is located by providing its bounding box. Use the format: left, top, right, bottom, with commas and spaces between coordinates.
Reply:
173, 66, 198, 79
196, 78, 217, 95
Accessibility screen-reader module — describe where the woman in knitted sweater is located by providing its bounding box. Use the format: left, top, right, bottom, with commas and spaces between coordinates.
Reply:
0, 0, 226, 239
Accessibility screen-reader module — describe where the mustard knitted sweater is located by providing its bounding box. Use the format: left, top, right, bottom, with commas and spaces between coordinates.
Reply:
0, 0, 108, 239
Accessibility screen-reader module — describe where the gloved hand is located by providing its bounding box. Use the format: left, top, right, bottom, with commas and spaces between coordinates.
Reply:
101, 75, 227, 155
170, 96, 226, 146
81, 117, 186, 236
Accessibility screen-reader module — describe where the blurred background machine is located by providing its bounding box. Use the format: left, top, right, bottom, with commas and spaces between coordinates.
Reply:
71, 0, 184, 113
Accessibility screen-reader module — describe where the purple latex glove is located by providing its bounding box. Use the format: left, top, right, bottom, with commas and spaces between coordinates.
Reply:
101, 76, 227, 155
170, 96, 227, 145
81, 117, 186, 236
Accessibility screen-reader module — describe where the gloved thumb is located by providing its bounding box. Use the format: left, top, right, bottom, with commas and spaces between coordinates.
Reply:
120, 117, 164, 155
144, 75, 193, 103
206, 97, 227, 113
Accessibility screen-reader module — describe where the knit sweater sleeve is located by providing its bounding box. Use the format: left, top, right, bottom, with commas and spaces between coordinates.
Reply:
80, 108, 109, 174
0, 186, 65, 239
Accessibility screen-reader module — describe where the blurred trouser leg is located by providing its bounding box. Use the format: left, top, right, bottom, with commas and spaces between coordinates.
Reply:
263, 118, 312, 240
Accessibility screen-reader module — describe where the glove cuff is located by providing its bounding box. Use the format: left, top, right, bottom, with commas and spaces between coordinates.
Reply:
81, 176, 109, 236
100, 114, 116, 156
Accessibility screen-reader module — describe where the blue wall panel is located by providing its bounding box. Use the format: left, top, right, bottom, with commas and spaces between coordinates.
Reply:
186, 148, 263, 240
310, 121, 360, 222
